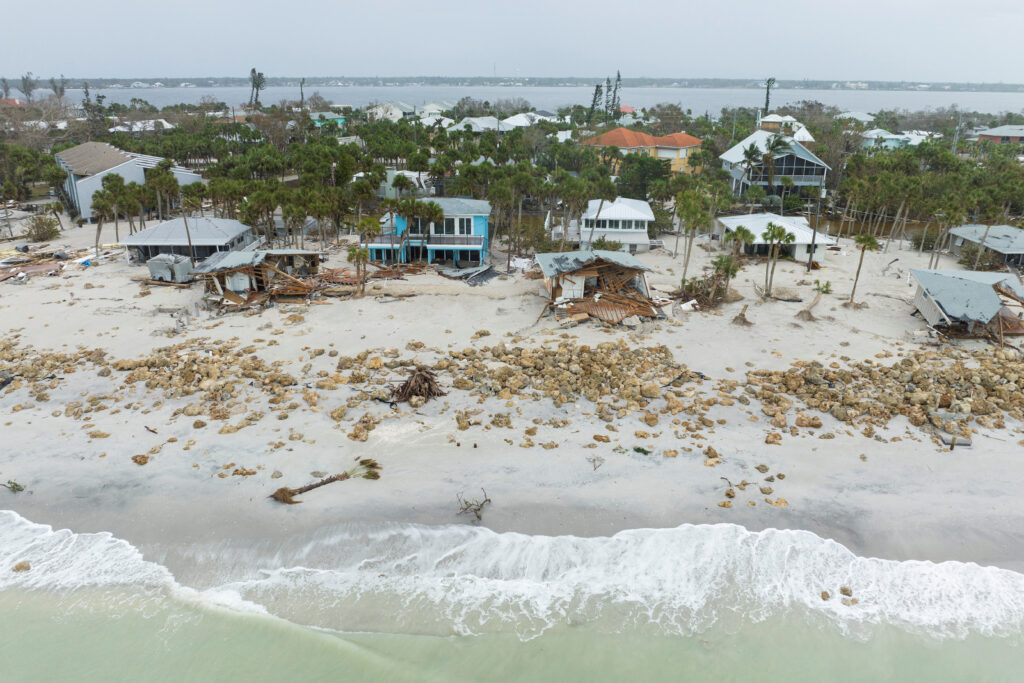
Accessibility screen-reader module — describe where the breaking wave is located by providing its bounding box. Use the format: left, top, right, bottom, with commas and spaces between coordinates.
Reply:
3, 510, 1024, 641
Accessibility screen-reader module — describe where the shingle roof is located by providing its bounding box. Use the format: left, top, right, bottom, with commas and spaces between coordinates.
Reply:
911, 269, 1024, 324
534, 249, 651, 277
584, 127, 701, 150
122, 217, 253, 248
949, 224, 1024, 255
55, 142, 132, 176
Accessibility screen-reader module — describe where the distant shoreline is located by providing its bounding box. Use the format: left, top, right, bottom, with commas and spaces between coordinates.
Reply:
10, 76, 1024, 94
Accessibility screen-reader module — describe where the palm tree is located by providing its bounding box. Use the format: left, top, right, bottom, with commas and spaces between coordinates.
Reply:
761, 135, 789, 201
767, 229, 795, 296
585, 176, 617, 249
849, 233, 880, 304
391, 173, 414, 199
709, 254, 740, 304
90, 190, 114, 258
723, 225, 755, 259
745, 185, 766, 212
741, 143, 762, 194
100, 173, 126, 242
779, 176, 794, 216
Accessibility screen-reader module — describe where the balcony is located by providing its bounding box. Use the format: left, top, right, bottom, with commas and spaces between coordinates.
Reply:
427, 234, 484, 247
363, 233, 402, 246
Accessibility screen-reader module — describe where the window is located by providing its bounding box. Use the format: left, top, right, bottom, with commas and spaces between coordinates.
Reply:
443, 217, 455, 235
606, 220, 619, 230
459, 217, 472, 235
622, 220, 632, 230
408, 217, 424, 235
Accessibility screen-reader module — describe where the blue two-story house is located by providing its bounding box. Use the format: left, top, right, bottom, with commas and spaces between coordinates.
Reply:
364, 197, 491, 266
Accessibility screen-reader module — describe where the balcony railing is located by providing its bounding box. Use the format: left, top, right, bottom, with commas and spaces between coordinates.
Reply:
363, 233, 402, 246
427, 234, 484, 246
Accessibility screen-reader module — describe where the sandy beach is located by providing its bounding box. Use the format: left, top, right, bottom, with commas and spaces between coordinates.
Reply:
3, 218, 1024, 583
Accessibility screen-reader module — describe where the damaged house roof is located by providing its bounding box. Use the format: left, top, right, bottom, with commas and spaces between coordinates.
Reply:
911, 269, 1024, 325
534, 249, 651, 278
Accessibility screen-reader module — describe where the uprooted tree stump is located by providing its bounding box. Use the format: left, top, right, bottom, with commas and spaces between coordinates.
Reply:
392, 366, 446, 403
732, 304, 754, 326
269, 459, 381, 504
795, 293, 822, 322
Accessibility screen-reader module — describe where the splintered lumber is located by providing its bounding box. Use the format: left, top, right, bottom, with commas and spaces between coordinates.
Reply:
392, 367, 446, 403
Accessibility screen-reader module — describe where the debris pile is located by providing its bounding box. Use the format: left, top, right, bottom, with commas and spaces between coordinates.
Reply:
392, 367, 446, 405
745, 346, 1023, 439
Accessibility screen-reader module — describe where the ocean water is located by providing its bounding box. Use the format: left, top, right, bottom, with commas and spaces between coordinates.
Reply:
2, 509, 1023, 681
64, 85, 1024, 115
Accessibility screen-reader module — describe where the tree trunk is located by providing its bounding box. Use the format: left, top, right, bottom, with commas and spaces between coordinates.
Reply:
94, 219, 103, 258
850, 246, 866, 303
587, 199, 605, 248
972, 224, 992, 269
883, 200, 904, 253
768, 245, 780, 295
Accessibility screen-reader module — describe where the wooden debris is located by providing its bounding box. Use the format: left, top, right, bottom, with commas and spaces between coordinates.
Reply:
269, 459, 381, 504
392, 367, 446, 403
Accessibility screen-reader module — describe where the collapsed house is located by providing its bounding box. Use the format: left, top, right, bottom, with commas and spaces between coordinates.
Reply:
911, 269, 1024, 338
191, 249, 321, 306
534, 249, 664, 324
146, 253, 194, 283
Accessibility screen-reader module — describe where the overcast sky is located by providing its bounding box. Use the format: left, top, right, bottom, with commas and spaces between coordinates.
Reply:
2, 0, 1021, 83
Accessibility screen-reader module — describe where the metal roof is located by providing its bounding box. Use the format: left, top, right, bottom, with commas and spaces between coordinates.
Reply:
583, 197, 654, 221
534, 249, 651, 278
55, 142, 132, 176
428, 197, 491, 216
719, 130, 830, 169
949, 224, 1024, 255
192, 250, 264, 274
718, 213, 837, 246
911, 269, 1024, 324
977, 125, 1024, 137
122, 217, 253, 248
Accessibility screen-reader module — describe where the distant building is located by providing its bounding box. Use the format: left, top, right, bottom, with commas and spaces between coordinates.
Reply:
975, 125, 1024, 144
55, 142, 201, 221
837, 111, 875, 125
861, 128, 910, 150
122, 217, 255, 261
582, 127, 703, 175
0, 98, 25, 107
108, 119, 175, 135
362, 197, 490, 266
308, 111, 346, 128
547, 197, 656, 254
911, 269, 1024, 335
365, 102, 415, 122
719, 130, 829, 197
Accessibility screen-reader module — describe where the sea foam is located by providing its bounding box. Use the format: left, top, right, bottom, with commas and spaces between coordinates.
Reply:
3, 510, 1024, 640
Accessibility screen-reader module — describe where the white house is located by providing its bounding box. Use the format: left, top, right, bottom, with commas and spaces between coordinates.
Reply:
365, 102, 415, 122
55, 142, 201, 222
122, 217, 255, 261
500, 112, 557, 128
447, 116, 513, 134
547, 197, 656, 254
716, 213, 835, 263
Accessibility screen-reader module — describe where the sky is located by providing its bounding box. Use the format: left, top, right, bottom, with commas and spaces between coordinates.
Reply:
2, 0, 1022, 83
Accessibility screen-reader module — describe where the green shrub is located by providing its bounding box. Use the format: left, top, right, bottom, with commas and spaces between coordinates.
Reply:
22, 215, 60, 242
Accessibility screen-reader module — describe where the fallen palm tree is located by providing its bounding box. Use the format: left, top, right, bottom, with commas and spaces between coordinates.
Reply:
392, 366, 446, 403
269, 459, 381, 504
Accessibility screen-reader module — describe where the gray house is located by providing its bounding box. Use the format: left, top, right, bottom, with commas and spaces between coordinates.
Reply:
911, 269, 1024, 335
948, 224, 1024, 266
122, 217, 255, 261
719, 130, 829, 197
54, 142, 201, 221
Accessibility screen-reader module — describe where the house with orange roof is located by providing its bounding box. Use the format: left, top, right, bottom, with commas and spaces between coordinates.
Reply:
583, 127, 702, 174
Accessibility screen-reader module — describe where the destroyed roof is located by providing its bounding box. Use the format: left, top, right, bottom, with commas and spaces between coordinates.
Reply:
718, 213, 837, 246
191, 249, 319, 274
55, 142, 132, 176
534, 249, 651, 278
191, 251, 265, 274
911, 269, 1024, 324
122, 217, 253, 247
147, 253, 192, 264
949, 224, 1024, 254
